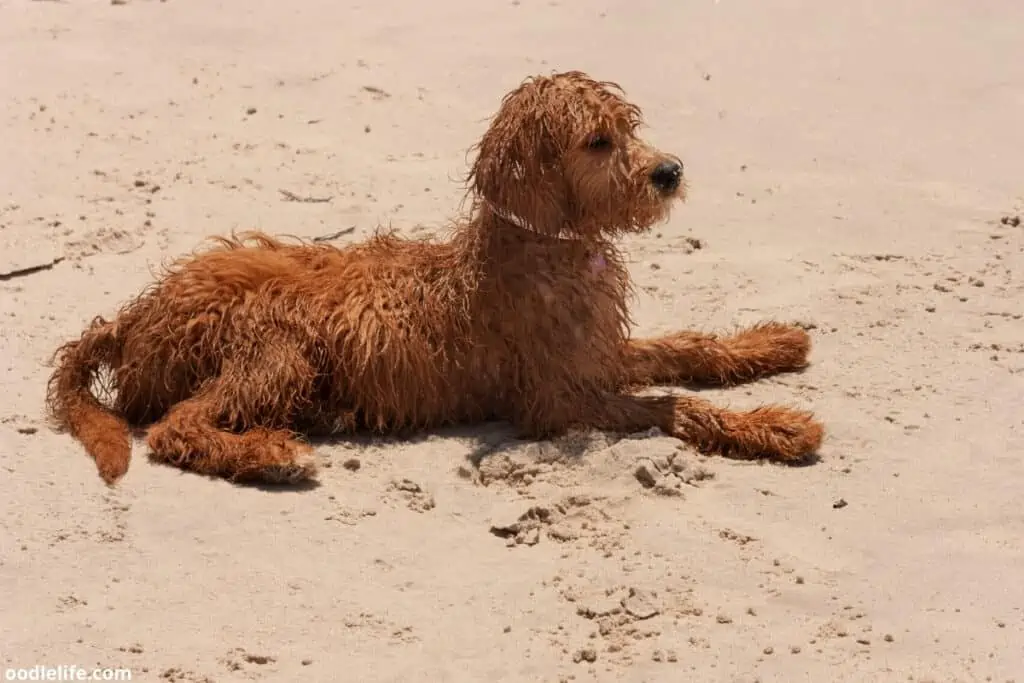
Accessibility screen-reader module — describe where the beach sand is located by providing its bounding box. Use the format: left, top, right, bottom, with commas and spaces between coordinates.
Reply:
1, 0, 1022, 680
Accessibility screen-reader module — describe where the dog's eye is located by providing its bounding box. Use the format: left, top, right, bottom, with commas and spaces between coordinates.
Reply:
587, 135, 612, 151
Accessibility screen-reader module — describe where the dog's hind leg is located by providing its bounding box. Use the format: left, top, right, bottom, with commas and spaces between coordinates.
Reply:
623, 322, 811, 388
147, 402, 315, 483
145, 338, 319, 484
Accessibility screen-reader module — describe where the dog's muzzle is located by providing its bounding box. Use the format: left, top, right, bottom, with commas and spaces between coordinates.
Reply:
650, 160, 683, 193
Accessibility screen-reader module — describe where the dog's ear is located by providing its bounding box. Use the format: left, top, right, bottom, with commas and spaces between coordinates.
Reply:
468, 77, 571, 233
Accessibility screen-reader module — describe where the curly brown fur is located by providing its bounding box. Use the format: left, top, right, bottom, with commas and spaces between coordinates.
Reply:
45, 70, 823, 486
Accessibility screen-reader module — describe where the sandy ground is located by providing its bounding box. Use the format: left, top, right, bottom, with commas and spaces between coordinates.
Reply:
1, 0, 1023, 681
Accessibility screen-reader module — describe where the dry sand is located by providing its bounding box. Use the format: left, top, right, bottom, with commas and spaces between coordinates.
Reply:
2, 0, 1023, 681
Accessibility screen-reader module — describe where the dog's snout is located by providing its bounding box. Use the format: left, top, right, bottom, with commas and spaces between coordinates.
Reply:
650, 161, 683, 193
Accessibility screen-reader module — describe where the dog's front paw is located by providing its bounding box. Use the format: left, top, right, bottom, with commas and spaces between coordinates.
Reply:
727, 322, 812, 376
720, 405, 823, 462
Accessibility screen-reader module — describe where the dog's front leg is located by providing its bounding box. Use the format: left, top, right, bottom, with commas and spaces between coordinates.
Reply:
623, 322, 811, 388
514, 390, 822, 462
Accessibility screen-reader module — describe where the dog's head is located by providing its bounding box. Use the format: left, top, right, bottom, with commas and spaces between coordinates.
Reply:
468, 70, 685, 240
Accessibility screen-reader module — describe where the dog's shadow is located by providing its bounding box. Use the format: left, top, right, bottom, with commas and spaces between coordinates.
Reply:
244, 477, 323, 493
303, 420, 608, 477
305, 421, 549, 471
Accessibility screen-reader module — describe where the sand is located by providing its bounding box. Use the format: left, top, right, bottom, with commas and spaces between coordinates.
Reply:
1, 0, 1022, 681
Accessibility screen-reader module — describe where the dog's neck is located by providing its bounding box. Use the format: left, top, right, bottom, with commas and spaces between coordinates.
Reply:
475, 202, 610, 275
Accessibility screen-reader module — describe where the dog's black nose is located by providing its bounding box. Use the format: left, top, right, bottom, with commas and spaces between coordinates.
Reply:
650, 161, 683, 192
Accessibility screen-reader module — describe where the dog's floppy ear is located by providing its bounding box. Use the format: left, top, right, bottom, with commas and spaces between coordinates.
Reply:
468, 76, 571, 233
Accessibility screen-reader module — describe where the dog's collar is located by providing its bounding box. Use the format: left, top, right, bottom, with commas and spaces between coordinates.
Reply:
489, 203, 533, 233
486, 202, 608, 274
486, 201, 577, 242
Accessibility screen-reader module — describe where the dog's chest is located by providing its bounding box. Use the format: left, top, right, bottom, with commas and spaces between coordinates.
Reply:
497, 251, 627, 363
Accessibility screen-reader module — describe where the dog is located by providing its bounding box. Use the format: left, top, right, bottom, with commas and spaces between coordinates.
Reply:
46, 70, 823, 486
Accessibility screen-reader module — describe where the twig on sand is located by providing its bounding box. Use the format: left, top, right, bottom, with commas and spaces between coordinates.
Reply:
312, 227, 356, 242
279, 189, 333, 204
0, 257, 64, 282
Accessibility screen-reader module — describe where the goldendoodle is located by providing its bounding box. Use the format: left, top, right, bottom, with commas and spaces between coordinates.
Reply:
46, 70, 823, 485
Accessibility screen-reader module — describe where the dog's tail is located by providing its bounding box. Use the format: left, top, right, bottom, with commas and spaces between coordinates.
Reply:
45, 317, 131, 485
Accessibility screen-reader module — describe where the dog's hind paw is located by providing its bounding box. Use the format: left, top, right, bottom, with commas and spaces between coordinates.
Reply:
229, 439, 319, 485
257, 453, 319, 485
